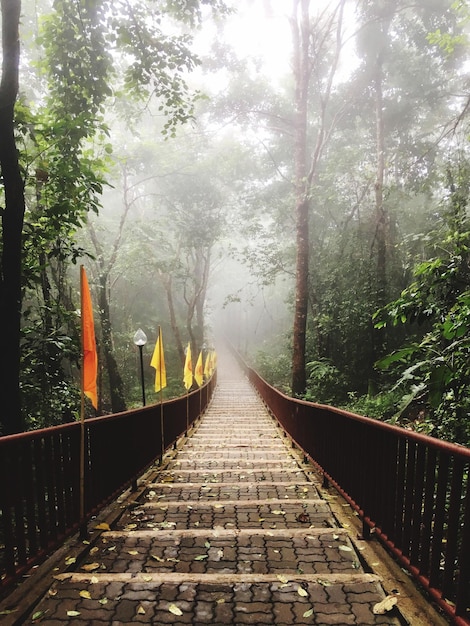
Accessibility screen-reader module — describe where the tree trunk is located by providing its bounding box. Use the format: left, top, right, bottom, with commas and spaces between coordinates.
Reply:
0, 0, 25, 434
97, 270, 127, 413
369, 52, 387, 390
290, 0, 346, 395
291, 0, 310, 396
160, 272, 185, 364
374, 58, 387, 310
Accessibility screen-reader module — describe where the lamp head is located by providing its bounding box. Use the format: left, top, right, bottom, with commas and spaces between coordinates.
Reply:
133, 328, 147, 346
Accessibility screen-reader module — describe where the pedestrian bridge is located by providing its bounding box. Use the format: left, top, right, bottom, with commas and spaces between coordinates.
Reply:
0, 348, 468, 625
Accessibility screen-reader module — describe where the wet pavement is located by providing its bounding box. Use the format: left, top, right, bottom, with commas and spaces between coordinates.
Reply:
0, 353, 418, 625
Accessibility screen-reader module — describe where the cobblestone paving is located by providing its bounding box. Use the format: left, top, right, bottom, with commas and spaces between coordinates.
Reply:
19, 353, 402, 625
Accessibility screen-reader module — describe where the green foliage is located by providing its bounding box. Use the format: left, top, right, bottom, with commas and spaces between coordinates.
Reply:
20, 312, 82, 429
342, 389, 403, 421
253, 349, 291, 395
304, 359, 348, 405
374, 163, 470, 444
2, 0, 230, 430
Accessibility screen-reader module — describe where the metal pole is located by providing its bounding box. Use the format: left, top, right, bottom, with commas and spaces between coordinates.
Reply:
139, 344, 146, 406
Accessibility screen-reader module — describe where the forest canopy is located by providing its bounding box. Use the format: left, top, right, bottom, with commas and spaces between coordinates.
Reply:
0, 0, 469, 445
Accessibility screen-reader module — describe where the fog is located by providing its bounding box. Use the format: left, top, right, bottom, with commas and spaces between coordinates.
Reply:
9, 0, 469, 423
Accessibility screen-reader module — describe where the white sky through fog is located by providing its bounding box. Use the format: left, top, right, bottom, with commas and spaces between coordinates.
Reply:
195, 0, 358, 88
223, 1, 292, 78
194, 0, 292, 84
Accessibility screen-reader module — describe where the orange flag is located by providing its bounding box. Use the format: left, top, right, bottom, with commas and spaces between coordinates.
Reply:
194, 350, 204, 387
80, 265, 98, 409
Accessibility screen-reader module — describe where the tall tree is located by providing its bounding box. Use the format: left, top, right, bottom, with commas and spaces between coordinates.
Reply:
0, 0, 25, 433
0, 0, 229, 433
290, 0, 346, 395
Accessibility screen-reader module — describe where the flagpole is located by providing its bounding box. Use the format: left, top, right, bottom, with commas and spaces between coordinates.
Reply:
79, 267, 87, 539
159, 326, 165, 457
199, 376, 202, 418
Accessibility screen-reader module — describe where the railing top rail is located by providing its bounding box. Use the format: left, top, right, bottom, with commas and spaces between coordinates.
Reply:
248, 365, 470, 460
0, 377, 212, 445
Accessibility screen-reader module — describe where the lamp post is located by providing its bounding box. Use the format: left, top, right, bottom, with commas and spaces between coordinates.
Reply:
133, 328, 147, 406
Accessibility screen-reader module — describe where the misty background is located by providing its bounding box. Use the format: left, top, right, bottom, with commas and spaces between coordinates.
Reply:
2, 0, 470, 444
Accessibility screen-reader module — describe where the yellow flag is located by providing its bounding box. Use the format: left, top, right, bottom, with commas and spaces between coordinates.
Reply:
80, 266, 98, 409
150, 326, 167, 392
194, 351, 204, 387
183, 342, 193, 390
204, 351, 211, 378
209, 350, 216, 376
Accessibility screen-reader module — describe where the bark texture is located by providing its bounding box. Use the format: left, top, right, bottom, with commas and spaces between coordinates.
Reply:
0, 0, 25, 433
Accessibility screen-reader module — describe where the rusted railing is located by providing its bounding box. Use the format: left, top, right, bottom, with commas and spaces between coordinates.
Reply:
0, 374, 216, 593
242, 364, 470, 626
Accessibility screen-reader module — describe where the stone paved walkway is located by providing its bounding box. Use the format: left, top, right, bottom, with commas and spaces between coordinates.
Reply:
7, 353, 405, 625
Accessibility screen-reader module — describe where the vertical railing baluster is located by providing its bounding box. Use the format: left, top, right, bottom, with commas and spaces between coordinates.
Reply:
410, 444, 426, 565
442, 459, 464, 599
420, 447, 437, 577
23, 441, 37, 559
394, 439, 406, 548
14, 441, 27, 566
455, 466, 470, 617
429, 452, 449, 589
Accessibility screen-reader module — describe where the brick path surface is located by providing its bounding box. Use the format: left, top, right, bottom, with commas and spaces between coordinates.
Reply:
12, 352, 404, 625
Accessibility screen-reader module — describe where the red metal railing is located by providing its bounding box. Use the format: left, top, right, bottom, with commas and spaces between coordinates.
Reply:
0, 374, 216, 593
245, 366, 470, 626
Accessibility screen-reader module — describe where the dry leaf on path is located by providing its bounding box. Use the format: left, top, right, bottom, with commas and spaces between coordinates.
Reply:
373, 595, 398, 614
81, 562, 100, 572
168, 603, 183, 616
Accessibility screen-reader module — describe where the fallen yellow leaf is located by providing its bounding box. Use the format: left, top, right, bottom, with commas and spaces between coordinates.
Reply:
168, 603, 183, 616
81, 562, 100, 572
297, 586, 308, 597
79, 590, 91, 599
95, 523, 110, 531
